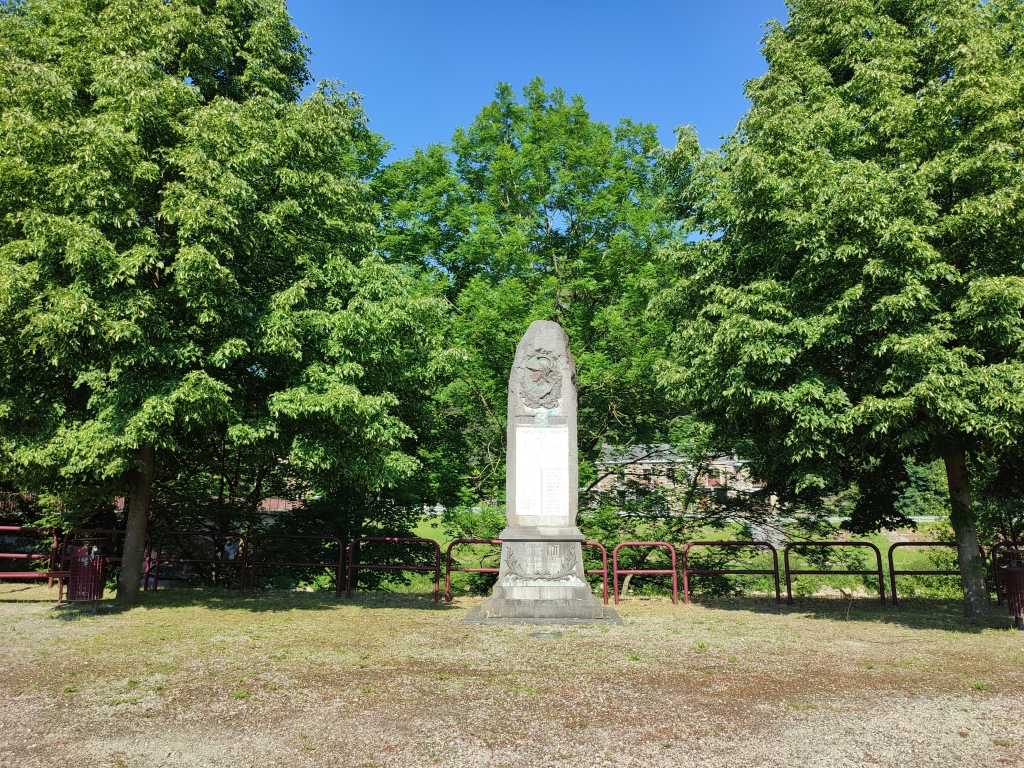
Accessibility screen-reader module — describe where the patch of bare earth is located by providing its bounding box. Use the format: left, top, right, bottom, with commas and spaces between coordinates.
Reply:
1, 584, 1022, 767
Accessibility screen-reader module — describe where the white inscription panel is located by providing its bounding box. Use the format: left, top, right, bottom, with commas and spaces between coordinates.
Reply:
515, 427, 569, 518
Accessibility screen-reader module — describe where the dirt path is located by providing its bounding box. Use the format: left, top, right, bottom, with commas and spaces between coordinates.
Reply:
1, 586, 1022, 767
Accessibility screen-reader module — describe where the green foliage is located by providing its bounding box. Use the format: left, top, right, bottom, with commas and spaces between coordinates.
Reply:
657, 0, 1024, 528
825, 458, 950, 534
441, 505, 506, 541
971, 448, 1024, 543
0, 0, 446, 526
895, 460, 949, 521
376, 79, 688, 506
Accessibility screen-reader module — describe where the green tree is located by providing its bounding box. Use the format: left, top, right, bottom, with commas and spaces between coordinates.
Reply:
0, 0, 444, 603
972, 448, 1024, 544
376, 79, 684, 506
657, 0, 1024, 617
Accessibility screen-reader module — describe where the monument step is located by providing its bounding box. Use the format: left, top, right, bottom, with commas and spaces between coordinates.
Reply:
463, 601, 622, 625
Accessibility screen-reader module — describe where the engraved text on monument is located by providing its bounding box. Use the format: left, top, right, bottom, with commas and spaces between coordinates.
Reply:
515, 427, 569, 518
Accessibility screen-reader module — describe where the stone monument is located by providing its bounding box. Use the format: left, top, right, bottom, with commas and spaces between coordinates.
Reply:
465, 320, 618, 623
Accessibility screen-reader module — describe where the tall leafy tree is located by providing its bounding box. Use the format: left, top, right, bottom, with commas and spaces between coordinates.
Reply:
0, 0, 444, 603
657, 0, 1024, 617
376, 79, 684, 505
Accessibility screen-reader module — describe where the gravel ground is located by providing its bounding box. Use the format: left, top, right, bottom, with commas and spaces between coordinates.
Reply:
1, 584, 1022, 767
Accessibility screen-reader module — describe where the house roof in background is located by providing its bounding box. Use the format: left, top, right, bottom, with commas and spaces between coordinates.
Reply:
599, 444, 682, 465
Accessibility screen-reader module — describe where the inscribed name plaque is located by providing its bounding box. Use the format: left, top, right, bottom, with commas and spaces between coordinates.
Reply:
515, 427, 569, 519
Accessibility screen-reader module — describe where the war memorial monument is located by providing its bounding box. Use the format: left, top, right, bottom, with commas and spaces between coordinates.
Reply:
465, 320, 620, 623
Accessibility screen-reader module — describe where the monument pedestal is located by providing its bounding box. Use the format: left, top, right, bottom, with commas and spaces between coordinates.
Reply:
465, 527, 619, 624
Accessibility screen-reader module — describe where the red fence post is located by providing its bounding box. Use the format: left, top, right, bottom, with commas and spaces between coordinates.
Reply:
611, 542, 678, 605
784, 541, 886, 605
346, 538, 358, 599
680, 541, 781, 604
249, 534, 345, 598
583, 541, 610, 606
346, 537, 442, 602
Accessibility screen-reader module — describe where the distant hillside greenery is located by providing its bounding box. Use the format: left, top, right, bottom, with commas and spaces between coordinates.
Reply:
1, 0, 1022, 617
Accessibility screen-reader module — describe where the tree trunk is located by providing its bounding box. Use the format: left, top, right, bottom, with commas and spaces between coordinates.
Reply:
116, 444, 155, 606
942, 450, 988, 620
619, 548, 654, 598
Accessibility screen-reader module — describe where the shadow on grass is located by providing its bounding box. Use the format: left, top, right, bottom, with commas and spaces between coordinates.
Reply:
16, 582, 1012, 633
681, 594, 1012, 633
0, 585, 59, 604
0, 582, 462, 614
117, 587, 460, 614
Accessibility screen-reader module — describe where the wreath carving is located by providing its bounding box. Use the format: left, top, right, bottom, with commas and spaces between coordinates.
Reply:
504, 548, 578, 582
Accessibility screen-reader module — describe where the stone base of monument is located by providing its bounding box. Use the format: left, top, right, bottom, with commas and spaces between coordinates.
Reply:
462, 602, 621, 625
463, 528, 622, 625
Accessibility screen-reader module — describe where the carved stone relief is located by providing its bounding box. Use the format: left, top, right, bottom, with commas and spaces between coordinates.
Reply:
521, 351, 562, 409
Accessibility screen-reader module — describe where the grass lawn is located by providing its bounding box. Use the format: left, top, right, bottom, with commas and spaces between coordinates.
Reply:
1, 583, 1022, 768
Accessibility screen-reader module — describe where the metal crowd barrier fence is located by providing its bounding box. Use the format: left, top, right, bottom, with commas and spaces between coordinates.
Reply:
442, 539, 610, 605
0, 526, 64, 596
250, 534, 345, 597
4, 526, 1006, 614
149, 531, 249, 592
887, 541, 971, 606
347, 536, 442, 602
681, 541, 781, 604
784, 541, 886, 605
444, 538, 502, 603
612, 541, 678, 605
991, 541, 1024, 606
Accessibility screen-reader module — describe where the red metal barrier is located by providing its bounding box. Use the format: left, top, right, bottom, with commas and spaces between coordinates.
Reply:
60, 529, 152, 590
347, 537, 441, 602
250, 534, 344, 597
991, 541, 1024, 606
887, 542, 978, 606
0, 526, 62, 597
150, 531, 249, 592
612, 542, 678, 605
784, 541, 886, 605
585, 541, 610, 606
681, 541, 781, 604
443, 539, 609, 605
444, 538, 502, 602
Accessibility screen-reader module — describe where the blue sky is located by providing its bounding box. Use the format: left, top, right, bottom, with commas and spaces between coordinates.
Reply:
287, 1, 789, 158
